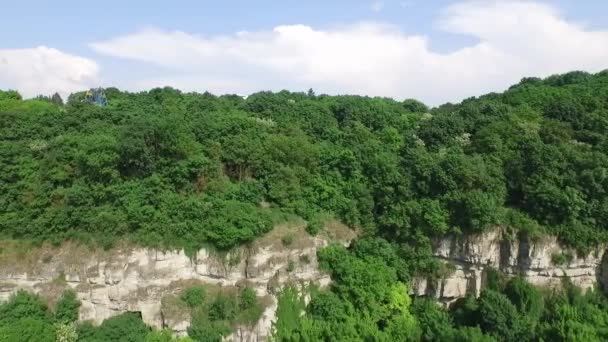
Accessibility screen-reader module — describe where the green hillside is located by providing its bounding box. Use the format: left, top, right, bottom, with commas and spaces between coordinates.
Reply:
1, 70, 608, 340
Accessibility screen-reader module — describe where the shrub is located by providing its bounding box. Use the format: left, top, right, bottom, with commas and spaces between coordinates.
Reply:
55, 290, 81, 323
180, 286, 206, 309
239, 287, 258, 311
281, 234, 294, 247
208, 294, 236, 322
551, 252, 573, 266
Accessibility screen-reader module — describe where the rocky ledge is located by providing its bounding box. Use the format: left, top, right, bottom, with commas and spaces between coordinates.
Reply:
2, 225, 607, 340
411, 229, 608, 305
0, 221, 355, 341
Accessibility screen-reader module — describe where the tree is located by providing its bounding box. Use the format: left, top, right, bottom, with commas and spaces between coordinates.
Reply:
413, 298, 456, 341
55, 322, 78, 342
0, 317, 56, 342
85, 312, 151, 342
504, 277, 544, 320
51, 93, 64, 106
402, 98, 428, 113
477, 290, 525, 340
0, 90, 22, 101
0, 290, 50, 324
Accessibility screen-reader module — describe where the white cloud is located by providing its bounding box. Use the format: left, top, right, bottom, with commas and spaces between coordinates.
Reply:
371, 1, 384, 12
0, 47, 99, 99
88, 1, 608, 105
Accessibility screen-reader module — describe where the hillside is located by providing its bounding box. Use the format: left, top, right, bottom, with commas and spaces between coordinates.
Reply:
1, 70, 608, 340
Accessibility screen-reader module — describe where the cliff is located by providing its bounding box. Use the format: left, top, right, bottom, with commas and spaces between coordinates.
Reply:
411, 229, 608, 305
0, 221, 355, 341
2, 226, 607, 340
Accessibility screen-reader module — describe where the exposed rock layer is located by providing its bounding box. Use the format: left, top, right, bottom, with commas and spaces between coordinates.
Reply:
411, 229, 607, 305
1, 227, 606, 340
0, 222, 354, 341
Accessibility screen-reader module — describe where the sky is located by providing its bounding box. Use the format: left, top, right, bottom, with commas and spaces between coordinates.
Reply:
1, 0, 608, 105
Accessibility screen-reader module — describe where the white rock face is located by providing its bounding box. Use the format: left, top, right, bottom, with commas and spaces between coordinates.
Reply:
0, 224, 355, 342
413, 229, 607, 305
2, 225, 607, 340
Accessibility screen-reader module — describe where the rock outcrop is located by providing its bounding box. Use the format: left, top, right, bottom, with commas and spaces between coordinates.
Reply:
2, 224, 607, 340
411, 229, 607, 305
0, 221, 355, 341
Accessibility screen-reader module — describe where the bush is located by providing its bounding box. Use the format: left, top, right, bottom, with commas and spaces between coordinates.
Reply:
239, 287, 258, 311
187, 317, 229, 342
180, 286, 206, 309
551, 252, 573, 266
477, 290, 525, 340
208, 294, 236, 322
286, 260, 296, 273
281, 234, 294, 247
0, 290, 50, 324
504, 277, 544, 320
88, 312, 150, 342
305, 219, 323, 236
55, 322, 78, 342
55, 290, 81, 323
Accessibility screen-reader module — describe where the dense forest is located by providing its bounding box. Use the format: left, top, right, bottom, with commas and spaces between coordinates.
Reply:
1, 70, 608, 340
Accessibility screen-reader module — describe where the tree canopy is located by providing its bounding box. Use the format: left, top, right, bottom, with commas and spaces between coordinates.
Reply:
2, 71, 608, 253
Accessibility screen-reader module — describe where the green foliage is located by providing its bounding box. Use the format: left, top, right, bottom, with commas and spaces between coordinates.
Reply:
0, 317, 56, 342
208, 294, 237, 322
413, 298, 454, 341
54, 290, 80, 323
55, 322, 78, 342
187, 316, 230, 342
551, 251, 574, 265
239, 287, 257, 311
484, 267, 508, 292
144, 330, 175, 342
504, 277, 544, 322
180, 286, 206, 309
0, 89, 22, 101
170, 284, 264, 339
402, 98, 429, 113
272, 286, 306, 340
477, 290, 525, 340
79, 312, 151, 342
0, 290, 50, 324
281, 234, 294, 246
4, 71, 608, 340
3, 71, 608, 254
305, 217, 323, 235
145, 329, 194, 342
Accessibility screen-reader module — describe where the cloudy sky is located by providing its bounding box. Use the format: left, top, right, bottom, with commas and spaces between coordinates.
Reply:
1, 0, 607, 105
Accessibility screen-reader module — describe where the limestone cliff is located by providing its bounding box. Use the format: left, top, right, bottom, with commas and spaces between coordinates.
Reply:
2, 225, 607, 340
0, 221, 355, 341
411, 229, 607, 305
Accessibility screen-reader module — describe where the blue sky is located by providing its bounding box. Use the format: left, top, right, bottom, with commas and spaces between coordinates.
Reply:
2, 0, 608, 104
